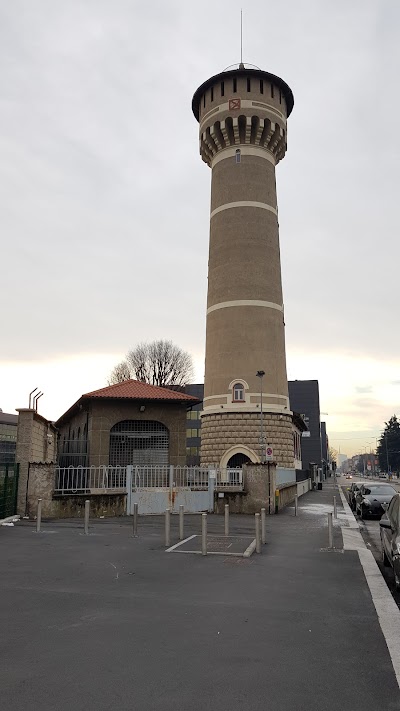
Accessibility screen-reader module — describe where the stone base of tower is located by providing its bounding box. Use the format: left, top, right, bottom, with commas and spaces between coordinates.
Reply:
200, 412, 294, 468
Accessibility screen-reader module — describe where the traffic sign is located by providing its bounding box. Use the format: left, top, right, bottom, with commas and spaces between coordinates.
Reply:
265, 446, 273, 462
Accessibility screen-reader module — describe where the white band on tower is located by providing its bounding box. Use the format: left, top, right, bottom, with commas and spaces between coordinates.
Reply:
207, 299, 284, 315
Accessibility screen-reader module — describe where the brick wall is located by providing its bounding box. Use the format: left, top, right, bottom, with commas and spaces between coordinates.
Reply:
58, 400, 188, 467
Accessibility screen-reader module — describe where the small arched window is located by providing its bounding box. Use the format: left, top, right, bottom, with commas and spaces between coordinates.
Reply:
235, 148, 241, 164
233, 383, 245, 402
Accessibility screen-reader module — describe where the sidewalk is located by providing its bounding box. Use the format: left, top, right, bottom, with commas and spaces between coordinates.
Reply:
1, 481, 400, 711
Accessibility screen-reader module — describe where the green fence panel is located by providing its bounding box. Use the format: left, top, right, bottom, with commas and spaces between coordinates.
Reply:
0, 464, 19, 519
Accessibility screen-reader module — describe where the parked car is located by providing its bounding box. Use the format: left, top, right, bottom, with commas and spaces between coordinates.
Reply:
347, 481, 364, 511
380, 493, 400, 590
355, 483, 397, 519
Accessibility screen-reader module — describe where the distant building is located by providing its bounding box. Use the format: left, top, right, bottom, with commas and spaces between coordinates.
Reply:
0, 411, 18, 466
288, 380, 322, 471
184, 384, 203, 466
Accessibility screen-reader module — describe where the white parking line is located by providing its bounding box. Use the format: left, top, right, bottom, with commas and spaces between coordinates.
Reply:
165, 535, 197, 552
338, 486, 400, 688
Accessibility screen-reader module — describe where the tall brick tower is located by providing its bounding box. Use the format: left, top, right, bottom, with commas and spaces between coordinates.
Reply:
192, 64, 295, 469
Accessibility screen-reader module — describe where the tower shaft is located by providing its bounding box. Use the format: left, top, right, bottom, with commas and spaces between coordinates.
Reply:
193, 68, 295, 468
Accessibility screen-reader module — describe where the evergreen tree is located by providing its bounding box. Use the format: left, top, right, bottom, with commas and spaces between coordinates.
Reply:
377, 416, 400, 473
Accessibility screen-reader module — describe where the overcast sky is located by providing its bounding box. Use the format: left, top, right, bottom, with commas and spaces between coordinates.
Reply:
1, 0, 399, 456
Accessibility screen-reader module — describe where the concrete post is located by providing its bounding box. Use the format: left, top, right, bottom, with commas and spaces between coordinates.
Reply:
261, 507, 266, 544
201, 513, 207, 556
133, 502, 138, 537
224, 504, 229, 536
165, 508, 171, 547
294, 494, 298, 516
333, 496, 337, 520
328, 512, 333, 549
179, 505, 184, 540
126, 465, 133, 515
255, 513, 261, 553
36, 498, 42, 533
84, 499, 90, 535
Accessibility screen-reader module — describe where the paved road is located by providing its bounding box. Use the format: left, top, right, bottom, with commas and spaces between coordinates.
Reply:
339, 475, 400, 608
1, 485, 400, 711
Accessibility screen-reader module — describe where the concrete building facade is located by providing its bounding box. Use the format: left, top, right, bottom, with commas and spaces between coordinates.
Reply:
192, 64, 295, 468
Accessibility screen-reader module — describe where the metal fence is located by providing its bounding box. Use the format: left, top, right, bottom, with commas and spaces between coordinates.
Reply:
54, 466, 126, 495
0, 464, 19, 519
216, 468, 243, 488
54, 464, 244, 495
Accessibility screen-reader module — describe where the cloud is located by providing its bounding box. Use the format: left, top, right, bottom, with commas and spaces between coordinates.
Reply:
355, 386, 373, 394
1, 0, 400, 451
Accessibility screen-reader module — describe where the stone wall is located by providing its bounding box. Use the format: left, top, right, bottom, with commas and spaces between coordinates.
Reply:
15, 409, 58, 515
215, 463, 276, 514
200, 412, 294, 468
26, 463, 126, 519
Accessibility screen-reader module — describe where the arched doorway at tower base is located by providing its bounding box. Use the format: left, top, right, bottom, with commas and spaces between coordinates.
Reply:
219, 445, 259, 470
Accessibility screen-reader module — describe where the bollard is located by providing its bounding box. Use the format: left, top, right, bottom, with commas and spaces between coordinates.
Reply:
333, 496, 337, 520
261, 507, 266, 544
84, 499, 90, 535
201, 513, 207, 556
294, 494, 298, 517
224, 504, 229, 536
165, 508, 171, 548
36, 498, 42, 533
255, 513, 261, 553
133, 502, 138, 537
179, 505, 184, 540
328, 512, 333, 549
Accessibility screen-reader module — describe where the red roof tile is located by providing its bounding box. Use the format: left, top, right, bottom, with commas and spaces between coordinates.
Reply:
82, 379, 199, 403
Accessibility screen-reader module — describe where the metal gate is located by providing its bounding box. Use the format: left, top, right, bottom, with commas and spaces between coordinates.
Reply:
0, 464, 19, 519
127, 465, 214, 515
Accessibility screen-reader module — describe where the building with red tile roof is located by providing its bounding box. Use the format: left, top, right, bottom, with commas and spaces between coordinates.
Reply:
55, 380, 200, 468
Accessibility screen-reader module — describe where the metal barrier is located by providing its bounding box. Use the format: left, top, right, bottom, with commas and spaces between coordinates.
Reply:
54, 465, 126, 494
0, 464, 19, 519
54, 464, 244, 495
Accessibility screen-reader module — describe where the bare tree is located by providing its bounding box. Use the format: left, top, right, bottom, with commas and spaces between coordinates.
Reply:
108, 340, 194, 387
107, 360, 131, 386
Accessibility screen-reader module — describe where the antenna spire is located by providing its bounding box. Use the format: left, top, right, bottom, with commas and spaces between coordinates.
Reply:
239, 9, 244, 68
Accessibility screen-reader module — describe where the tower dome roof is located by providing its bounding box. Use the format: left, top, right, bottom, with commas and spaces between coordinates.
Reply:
192, 66, 294, 121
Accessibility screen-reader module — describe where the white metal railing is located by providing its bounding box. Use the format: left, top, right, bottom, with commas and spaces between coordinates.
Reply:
54, 465, 126, 494
173, 466, 210, 489
216, 468, 243, 488
132, 465, 170, 489
54, 464, 244, 494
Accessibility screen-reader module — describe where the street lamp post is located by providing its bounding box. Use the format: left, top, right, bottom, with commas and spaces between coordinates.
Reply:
256, 370, 266, 463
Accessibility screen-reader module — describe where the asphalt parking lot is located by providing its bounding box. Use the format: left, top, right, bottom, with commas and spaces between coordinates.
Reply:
1, 488, 400, 711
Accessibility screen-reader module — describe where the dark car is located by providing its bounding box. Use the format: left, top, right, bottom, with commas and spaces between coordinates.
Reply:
355, 483, 397, 519
380, 493, 400, 590
347, 481, 364, 511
